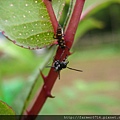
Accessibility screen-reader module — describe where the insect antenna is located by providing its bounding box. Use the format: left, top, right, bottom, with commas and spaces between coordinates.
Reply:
67, 66, 83, 72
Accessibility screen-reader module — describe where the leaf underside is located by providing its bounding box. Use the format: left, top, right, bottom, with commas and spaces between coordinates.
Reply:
0, 0, 54, 49
0, 100, 15, 115
52, 0, 65, 21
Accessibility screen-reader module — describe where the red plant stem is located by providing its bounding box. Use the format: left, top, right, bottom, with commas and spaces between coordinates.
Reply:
65, 0, 86, 48
22, 0, 85, 119
43, 0, 58, 32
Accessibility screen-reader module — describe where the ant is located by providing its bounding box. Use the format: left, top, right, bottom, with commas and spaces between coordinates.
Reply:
47, 58, 83, 79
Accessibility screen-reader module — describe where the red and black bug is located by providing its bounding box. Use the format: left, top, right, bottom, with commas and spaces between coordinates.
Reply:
54, 24, 66, 49
47, 59, 83, 79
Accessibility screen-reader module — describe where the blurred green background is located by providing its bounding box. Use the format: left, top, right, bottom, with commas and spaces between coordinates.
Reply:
0, 0, 120, 115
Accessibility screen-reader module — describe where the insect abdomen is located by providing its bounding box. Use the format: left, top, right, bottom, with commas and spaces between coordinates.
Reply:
55, 24, 66, 49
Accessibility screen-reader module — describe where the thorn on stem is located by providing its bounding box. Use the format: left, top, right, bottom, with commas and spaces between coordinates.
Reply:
43, 85, 55, 98
47, 91, 55, 98
67, 51, 72, 56
40, 70, 47, 83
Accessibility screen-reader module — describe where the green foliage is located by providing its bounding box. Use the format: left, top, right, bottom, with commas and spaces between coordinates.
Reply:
1, 78, 24, 105
52, 0, 65, 21
0, 100, 15, 115
41, 80, 120, 114
75, 18, 104, 40
0, 0, 120, 116
83, 0, 120, 17
0, 0, 66, 115
0, 40, 42, 76
12, 47, 56, 115
70, 44, 120, 61
0, 0, 54, 49
74, 0, 120, 43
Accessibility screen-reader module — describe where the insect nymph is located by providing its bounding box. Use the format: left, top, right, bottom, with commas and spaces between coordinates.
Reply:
54, 24, 66, 49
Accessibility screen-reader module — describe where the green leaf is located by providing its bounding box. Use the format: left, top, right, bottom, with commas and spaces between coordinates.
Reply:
0, 0, 54, 49
0, 39, 35, 61
0, 100, 15, 115
12, 47, 56, 115
75, 18, 104, 40
1, 78, 25, 105
63, 0, 76, 30
52, 0, 66, 21
74, 0, 120, 45
82, 0, 120, 19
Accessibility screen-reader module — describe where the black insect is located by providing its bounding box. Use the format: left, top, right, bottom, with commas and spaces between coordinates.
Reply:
54, 24, 66, 49
47, 59, 83, 79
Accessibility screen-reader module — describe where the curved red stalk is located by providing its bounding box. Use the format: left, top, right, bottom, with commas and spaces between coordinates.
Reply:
65, 0, 86, 48
22, 0, 85, 119
43, 0, 58, 33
